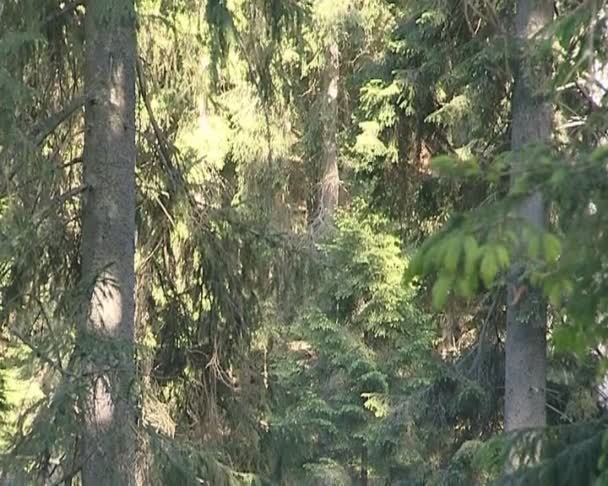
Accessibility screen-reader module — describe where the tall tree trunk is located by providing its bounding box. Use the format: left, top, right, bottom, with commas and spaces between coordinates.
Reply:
505, 0, 553, 432
79, 1, 138, 484
312, 41, 339, 237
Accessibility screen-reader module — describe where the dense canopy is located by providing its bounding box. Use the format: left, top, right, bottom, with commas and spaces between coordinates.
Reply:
1, 0, 608, 484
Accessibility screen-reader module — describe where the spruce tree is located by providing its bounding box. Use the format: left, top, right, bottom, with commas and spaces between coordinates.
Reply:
504, 0, 553, 432
79, 1, 139, 483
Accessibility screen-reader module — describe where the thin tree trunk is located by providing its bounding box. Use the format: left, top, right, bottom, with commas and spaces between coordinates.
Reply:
79, 1, 139, 484
505, 0, 553, 432
361, 441, 368, 486
312, 41, 340, 237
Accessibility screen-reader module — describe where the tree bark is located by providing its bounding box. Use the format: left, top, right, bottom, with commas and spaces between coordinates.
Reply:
79, 1, 139, 484
505, 0, 553, 432
312, 41, 340, 237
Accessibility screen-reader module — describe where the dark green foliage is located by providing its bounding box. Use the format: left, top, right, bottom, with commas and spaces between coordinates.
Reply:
264, 207, 436, 482
471, 421, 608, 486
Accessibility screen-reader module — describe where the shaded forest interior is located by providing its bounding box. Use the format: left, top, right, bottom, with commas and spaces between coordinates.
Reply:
2, 0, 608, 484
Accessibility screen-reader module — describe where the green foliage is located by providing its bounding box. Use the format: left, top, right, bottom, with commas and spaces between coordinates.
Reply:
3, 0, 608, 483
265, 207, 434, 481
300, 459, 352, 485
148, 430, 268, 486
399, 1, 608, 482
470, 421, 608, 486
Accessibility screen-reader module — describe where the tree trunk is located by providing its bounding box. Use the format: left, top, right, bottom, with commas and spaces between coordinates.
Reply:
360, 441, 368, 486
505, 0, 553, 432
79, 1, 139, 484
312, 41, 340, 237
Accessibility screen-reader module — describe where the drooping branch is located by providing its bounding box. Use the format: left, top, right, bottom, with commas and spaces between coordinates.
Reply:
8, 326, 66, 376
135, 58, 175, 172
136, 57, 201, 213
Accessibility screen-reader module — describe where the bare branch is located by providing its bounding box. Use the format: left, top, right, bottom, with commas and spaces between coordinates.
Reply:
43, 1, 84, 25
31, 95, 87, 147
135, 58, 175, 171
51, 184, 88, 206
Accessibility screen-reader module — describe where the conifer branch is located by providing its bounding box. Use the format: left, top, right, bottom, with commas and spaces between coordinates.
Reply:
31, 95, 87, 147
8, 326, 66, 376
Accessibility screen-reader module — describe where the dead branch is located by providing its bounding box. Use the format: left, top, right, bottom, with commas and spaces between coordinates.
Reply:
32, 95, 87, 147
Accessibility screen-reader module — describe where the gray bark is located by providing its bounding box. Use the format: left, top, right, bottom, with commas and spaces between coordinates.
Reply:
312, 42, 340, 237
505, 0, 553, 432
79, 1, 139, 484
